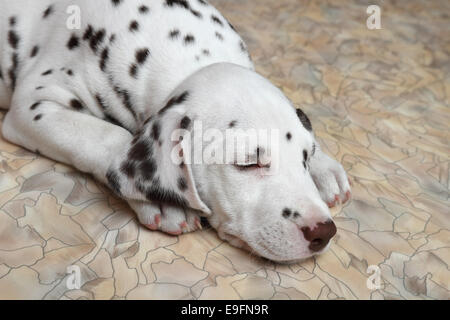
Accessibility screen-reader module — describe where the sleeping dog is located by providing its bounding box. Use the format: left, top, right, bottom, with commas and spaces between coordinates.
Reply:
0, 0, 351, 263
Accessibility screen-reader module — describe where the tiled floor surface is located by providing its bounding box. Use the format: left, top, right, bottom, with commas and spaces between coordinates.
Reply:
0, 0, 448, 299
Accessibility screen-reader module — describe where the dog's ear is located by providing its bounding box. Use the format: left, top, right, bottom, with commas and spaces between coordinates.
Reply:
117, 92, 211, 215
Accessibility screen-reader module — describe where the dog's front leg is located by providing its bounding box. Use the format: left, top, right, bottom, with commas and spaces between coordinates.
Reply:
309, 142, 352, 208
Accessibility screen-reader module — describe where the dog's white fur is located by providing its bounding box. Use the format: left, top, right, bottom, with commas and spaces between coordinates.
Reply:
0, 0, 350, 263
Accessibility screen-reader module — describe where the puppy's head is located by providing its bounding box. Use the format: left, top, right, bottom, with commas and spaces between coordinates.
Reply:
150, 63, 335, 263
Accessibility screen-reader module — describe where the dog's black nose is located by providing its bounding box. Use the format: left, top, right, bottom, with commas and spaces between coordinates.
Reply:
301, 220, 337, 252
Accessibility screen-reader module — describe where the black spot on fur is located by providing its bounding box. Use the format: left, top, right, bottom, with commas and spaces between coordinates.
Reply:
135, 48, 150, 64
30, 102, 41, 110
43, 5, 53, 19
41, 69, 52, 76
30, 45, 39, 58
106, 169, 122, 195
211, 15, 223, 26
158, 91, 189, 115
139, 159, 157, 180
239, 41, 246, 52
303, 150, 308, 162
190, 9, 202, 18
141, 181, 188, 208
165, 0, 189, 10
67, 34, 79, 50
66, 69, 74, 76
169, 29, 180, 39
109, 34, 116, 43
151, 122, 161, 140
111, 81, 138, 119
202, 49, 210, 56
129, 21, 139, 32
83, 25, 93, 40
8, 30, 19, 49
184, 34, 195, 45
70, 99, 84, 110
8, 53, 19, 90
286, 132, 292, 141
0, 67, 3, 80
9, 16, 16, 27
228, 22, 236, 31
34, 114, 43, 121
215, 32, 224, 41
180, 116, 191, 129
282, 208, 291, 218
89, 29, 106, 53
36, 86, 44, 90
229, 120, 237, 128
111, 0, 123, 6
100, 48, 109, 71
120, 161, 136, 178
293, 211, 300, 218
139, 5, 149, 13
296, 108, 312, 131
198, 0, 208, 5
178, 177, 188, 191
128, 140, 151, 161
129, 64, 138, 78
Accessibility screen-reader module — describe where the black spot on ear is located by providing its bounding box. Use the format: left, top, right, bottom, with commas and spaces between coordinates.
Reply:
129, 20, 139, 32
286, 132, 292, 141
106, 169, 122, 195
180, 116, 191, 129
67, 34, 79, 50
34, 114, 43, 121
128, 140, 151, 160
41, 69, 53, 76
43, 5, 54, 19
282, 208, 292, 218
158, 91, 189, 114
70, 99, 84, 110
229, 120, 237, 128
30, 102, 40, 110
296, 108, 312, 131
177, 177, 188, 191
30, 45, 39, 58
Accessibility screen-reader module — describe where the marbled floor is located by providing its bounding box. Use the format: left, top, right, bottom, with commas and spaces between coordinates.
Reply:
0, 0, 449, 300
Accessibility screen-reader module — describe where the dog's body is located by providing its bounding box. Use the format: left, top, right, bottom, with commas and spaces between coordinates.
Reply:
0, 0, 351, 263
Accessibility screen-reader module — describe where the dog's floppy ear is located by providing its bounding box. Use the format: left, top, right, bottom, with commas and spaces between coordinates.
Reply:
117, 91, 211, 215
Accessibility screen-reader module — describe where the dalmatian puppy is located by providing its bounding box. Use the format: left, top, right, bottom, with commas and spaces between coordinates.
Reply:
0, 0, 351, 263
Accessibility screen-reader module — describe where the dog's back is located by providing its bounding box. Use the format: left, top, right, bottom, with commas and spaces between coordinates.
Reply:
0, 0, 253, 130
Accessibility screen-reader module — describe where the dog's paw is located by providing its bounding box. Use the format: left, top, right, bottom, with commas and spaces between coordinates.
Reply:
128, 200, 202, 235
309, 154, 351, 208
